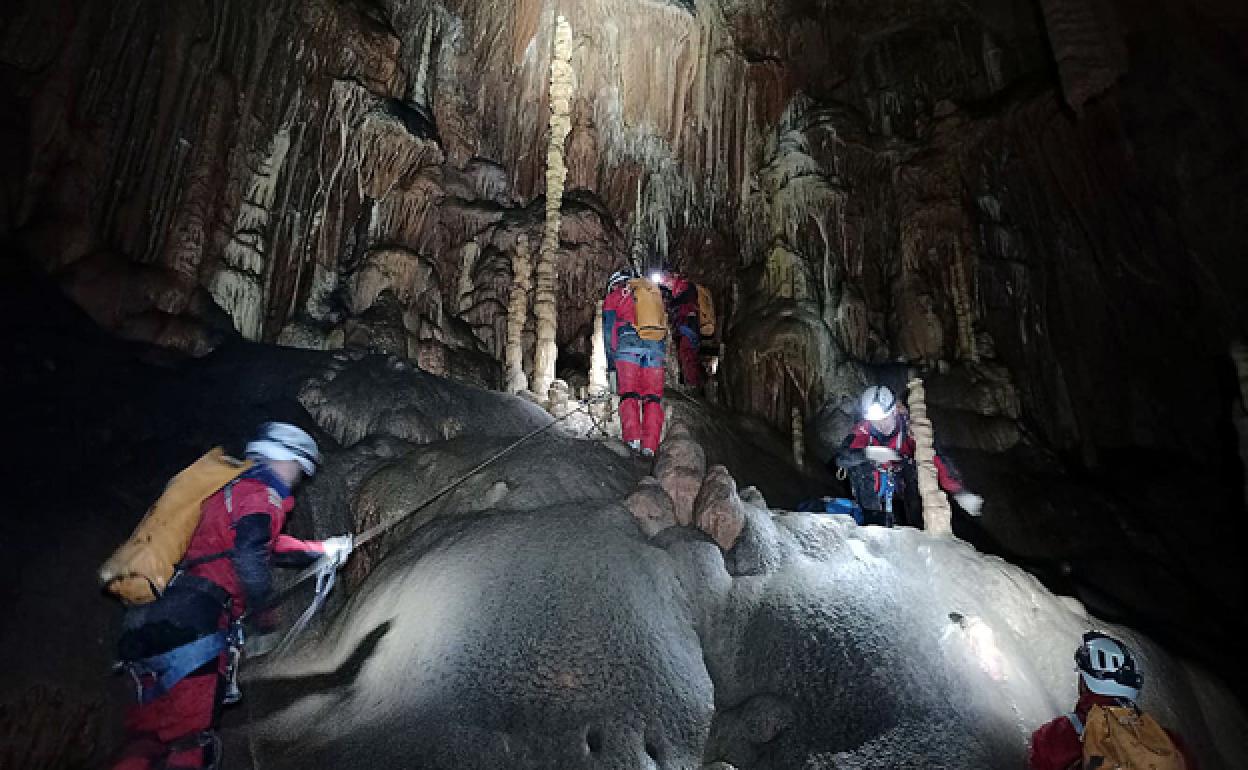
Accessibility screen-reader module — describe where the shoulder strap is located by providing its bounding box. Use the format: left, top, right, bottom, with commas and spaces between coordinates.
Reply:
1066, 712, 1085, 737
176, 477, 245, 571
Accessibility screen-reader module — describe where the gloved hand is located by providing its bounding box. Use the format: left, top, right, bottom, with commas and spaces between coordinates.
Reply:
863, 446, 902, 463
321, 534, 354, 568
954, 491, 984, 516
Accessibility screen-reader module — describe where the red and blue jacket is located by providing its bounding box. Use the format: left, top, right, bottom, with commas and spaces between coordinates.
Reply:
836, 410, 964, 494
666, 277, 700, 344
603, 283, 637, 365
183, 464, 326, 620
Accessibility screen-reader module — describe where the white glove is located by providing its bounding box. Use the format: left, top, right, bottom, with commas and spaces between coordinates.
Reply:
322, 534, 354, 567
863, 446, 902, 463
954, 492, 984, 517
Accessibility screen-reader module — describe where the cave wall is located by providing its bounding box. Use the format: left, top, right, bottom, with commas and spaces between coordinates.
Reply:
2, 0, 1246, 456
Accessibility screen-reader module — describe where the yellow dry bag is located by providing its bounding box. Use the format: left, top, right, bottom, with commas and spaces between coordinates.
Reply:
630, 278, 668, 342
99, 448, 251, 605
696, 284, 716, 338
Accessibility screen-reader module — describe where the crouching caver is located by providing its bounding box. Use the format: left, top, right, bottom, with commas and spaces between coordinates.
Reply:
835, 385, 983, 528
111, 422, 353, 770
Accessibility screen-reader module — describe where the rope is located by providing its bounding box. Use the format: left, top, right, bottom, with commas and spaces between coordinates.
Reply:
270, 393, 616, 604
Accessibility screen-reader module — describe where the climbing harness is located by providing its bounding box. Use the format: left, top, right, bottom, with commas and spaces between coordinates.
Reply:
115, 573, 243, 704
256, 394, 618, 651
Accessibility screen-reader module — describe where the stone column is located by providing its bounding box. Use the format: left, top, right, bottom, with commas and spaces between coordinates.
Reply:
589, 300, 610, 434
504, 235, 533, 393
907, 376, 953, 536
530, 15, 575, 399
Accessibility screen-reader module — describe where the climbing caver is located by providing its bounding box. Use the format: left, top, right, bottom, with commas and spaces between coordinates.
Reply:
603, 268, 667, 457
1028, 631, 1196, 770
102, 422, 353, 770
835, 385, 983, 527
662, 272, 706, 388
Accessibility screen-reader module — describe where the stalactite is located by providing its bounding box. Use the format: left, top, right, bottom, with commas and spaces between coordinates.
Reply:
504, 235, 533, 393
949, 243, 979, 362
791, 407, 805, 470
456, 240, 479, 314
412, 12, 436, 107
209, 127, 291, 340
907, 376, 953, 536
530, 14, 574, 400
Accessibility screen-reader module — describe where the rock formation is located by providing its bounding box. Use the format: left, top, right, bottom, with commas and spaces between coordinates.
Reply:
504, 235, 534, 394
530, 15, 575, 401
908, 375, 954, 536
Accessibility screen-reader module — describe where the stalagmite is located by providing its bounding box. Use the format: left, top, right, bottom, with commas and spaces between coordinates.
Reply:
548, 379, 571, 418
589, 300, 610, 434
791, 407, 805, 470
504, 235, 533, 394
456, 241, 479, 314
907, 376, 954, 536
529, 15, 575, 400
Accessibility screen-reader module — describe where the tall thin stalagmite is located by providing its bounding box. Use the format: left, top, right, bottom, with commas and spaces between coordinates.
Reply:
907, 376, 953, 535
504, 235, 534, 393
530, 15, 575, 400
589, 300, 610, 432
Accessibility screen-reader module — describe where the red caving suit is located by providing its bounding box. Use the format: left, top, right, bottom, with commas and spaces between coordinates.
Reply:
604, 280, 666, 452
112, 464, 326, 770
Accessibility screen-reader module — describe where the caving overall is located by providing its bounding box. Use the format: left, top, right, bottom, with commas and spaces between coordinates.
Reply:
604, 280, 666, 453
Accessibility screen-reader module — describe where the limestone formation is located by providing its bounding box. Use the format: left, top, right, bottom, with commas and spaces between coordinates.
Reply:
907, 376, 953, 536
693, 464, 748, 551
626, 476, 679, 538
588, 300, 611, 432
948, 249, 978, 362
655, 435, 708, 526
790, 407, 805, 470
547, 378, 571, 418
505, 235, 534, 394
529, 15, 575, 399
455, 241, 480, 314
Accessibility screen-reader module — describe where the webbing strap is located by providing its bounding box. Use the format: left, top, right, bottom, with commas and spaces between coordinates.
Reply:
642, 395, 661, 404
619, 391, 641, 401
125, 631, 229, 704
1066, 712, 1084, 737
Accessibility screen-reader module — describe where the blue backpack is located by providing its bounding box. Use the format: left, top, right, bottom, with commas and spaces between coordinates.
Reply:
796, 497, 864, 525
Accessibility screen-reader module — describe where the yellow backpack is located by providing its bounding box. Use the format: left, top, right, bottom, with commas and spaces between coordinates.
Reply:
629, 278, 668, 341
696, 284, 716, 338
1077, 704, 1186, 770
99, 448, 251, 605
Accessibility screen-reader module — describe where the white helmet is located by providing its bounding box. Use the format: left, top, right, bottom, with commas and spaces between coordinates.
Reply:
1075, 631, 1143, 699
245, 422, 321, 477
860, 386, 897, 422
